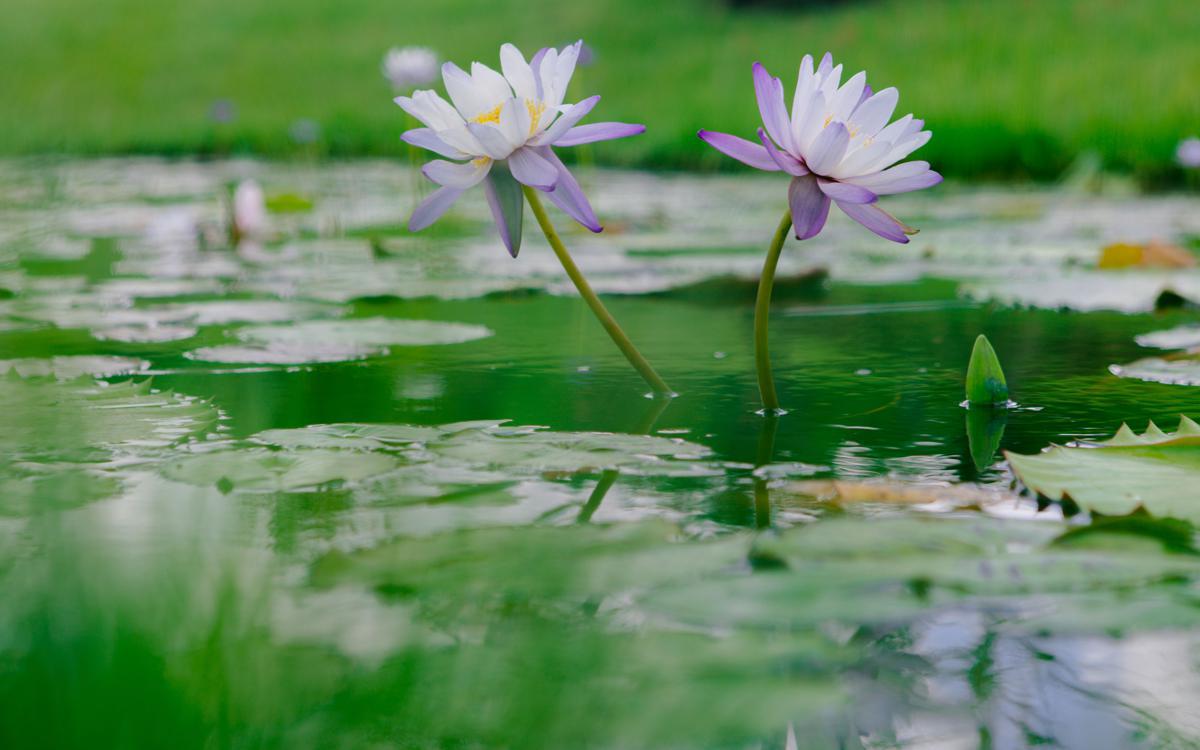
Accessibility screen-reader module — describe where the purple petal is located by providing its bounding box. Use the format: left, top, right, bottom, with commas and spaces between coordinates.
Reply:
484, 166, 525, 257
697, 130, 779, 171
788, 175, 831, 241
531, 95, 600, 145
535, 147, 602, 232
409, 186, 465, 231
855, 84, 873, 110
752, 62, 793, 152
846, 161, 943, 195
805, 122, 850, 176
817, 52, 834, 77
508, 147, 558, 190
837, 201, 911, 243
402, 128, 465, 159
421, 158, 491, 189
530, 48, 550, 98
756, 128, 808, 176
553, 122, 645, 147
817, 178, 875, 204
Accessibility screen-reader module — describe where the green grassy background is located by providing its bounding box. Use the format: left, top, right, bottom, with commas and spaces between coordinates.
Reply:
2, 0, 1197, 180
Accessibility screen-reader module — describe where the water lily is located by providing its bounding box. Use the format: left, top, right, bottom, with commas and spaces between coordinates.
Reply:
396, 41, 645, 256
396, 42, 668, 395
382, 46, 440, 91
698, 54, 941, 412
699, 53, 940, 243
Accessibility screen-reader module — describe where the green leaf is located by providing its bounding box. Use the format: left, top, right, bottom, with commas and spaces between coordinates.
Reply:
1007, 417, 1200, 519
965, 334, 1008, 405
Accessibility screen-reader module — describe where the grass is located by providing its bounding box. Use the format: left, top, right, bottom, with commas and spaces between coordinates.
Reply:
1, 0, 1198, 180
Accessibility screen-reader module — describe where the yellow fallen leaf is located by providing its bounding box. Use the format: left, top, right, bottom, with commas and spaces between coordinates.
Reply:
1099, 240, 1195, 269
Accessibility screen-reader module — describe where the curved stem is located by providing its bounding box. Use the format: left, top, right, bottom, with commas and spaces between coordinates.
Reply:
523, 186, 672, 395
754, 210, 793, 413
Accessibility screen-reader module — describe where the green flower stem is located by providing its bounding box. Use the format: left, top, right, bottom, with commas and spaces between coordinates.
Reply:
754, 210, 794, 413
523, 186, 672, 396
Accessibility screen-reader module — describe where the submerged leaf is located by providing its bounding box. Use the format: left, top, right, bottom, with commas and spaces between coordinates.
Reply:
1007, 417, 1200, 519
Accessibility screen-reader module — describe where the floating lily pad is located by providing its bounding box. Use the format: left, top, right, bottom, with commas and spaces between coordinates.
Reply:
161, 447, 399, 492
1135, 325, 1200, 350
253, 420, 720, 478
962, 273, 1200, 313
1007, 418, 1200, 519
2, 377, 219, 464
0, 355, 149, 379
186, 317, 493, 364
1110, 355, 1200, 386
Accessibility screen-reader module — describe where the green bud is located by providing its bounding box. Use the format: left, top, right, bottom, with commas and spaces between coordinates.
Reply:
965, 334, 1009, 407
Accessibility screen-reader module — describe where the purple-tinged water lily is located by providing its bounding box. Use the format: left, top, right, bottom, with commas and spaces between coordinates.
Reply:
699, 53, 941, 243
396, 41, 645, 256
699, 53, 941, 413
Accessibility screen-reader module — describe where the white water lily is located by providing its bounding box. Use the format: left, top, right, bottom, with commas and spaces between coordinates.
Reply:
396, 41, 644, 255
382, 46, 439, 91
232, 180, 268, 240
699, 53, 941, 243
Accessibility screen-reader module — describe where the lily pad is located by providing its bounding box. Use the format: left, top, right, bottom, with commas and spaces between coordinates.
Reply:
1110, 355, 1200, 386
253, 420, 720, 478
160, 447, 399, 492
186, 317, 493, 364
1, 377, 219, 464
1135, 325, 1200, 350
1007, 417, 1200, 519
0, 355, 149, 379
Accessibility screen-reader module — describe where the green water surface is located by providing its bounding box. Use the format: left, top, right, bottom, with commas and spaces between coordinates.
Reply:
3, 159, 1200, 749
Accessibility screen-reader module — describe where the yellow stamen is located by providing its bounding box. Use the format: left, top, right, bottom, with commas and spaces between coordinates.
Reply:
526, 100, 546, 134
472, 104, 504, 125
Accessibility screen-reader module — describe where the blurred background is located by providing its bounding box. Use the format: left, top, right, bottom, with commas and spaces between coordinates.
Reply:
2, 0, 1197, 182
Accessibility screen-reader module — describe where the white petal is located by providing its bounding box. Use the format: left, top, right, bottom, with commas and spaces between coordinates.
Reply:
395, 90, 463, 131
848, 87, 898, 139
829, 71, 866, 122
500, 43, 537, 100
442, 62, 489, 118
498, 97, 531, 149
830, 139, 892, 179
790, 54, 817, 137
422, 158, 492, 189
436, 123, 487, 157
795, 91, 827, 154
467, 123, 515, 159
806, 122, 851, 176
471, 61, 513, 107
881, 130, 932, 168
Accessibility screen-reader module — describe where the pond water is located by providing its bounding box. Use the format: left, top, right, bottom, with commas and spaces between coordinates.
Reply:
3, 158, 1200, 749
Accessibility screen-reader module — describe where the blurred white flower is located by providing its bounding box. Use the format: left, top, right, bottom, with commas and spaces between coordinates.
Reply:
1177, 137, 1200, 169
382, 46, 440, 91
233, 180, 268, 240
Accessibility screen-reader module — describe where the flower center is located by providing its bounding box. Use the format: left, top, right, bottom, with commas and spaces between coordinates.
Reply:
471, 100, 547, 135
472, 104, 504, 125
